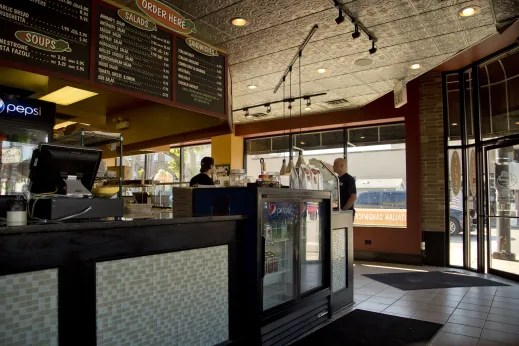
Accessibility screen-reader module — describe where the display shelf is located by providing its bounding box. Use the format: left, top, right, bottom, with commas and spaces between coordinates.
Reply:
266, 238, 290, 245
53, 130, 121, 147
264, 267, 291, 278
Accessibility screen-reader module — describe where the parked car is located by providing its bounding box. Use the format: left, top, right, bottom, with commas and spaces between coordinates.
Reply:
356, 190, 471, 236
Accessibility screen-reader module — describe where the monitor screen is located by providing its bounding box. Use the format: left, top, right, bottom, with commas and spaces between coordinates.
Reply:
29, 144, 102, 195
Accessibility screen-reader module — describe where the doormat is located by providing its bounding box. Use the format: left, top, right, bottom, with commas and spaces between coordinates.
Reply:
363, 271, 509, 290
291, 309, 442, 346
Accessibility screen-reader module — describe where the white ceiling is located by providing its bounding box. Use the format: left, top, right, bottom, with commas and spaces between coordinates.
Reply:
114, 0, 519, 124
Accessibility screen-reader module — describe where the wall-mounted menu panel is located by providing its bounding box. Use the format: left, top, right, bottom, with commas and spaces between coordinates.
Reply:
0, 0, 90, 79
175, 37, 225, 115
95, 4, 172, 99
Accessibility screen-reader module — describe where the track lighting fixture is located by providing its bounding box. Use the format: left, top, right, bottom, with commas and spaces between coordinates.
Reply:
369, 41, 377, 55
244, 109, 251, 118
265, 104, 271, 113
352, 24, 360, 39
305, 97, 311, 107
335, 8, 345, 25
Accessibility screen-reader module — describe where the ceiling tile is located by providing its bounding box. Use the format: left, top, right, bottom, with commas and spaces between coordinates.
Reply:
315, 74, 365, 89
465, 24, 497, 45
252, 0, 333, 21
369, 81, 394, 93
434, 32, 468, 54
407, 0, 457, 14
492, 0, 519, 23
298, 59, 349, 81
309, 33, 372, 60
332, 84, 378, 98
158, 0, 243, 20
231, 48, 298, 82
335, 52, 393, 73
348, 94, 382, 106
380, 38, 442, 64
232, 78, 276, 97
342, 0, 416, 27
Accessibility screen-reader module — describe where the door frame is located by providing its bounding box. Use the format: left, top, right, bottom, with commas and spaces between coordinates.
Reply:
483, 139, 519, 282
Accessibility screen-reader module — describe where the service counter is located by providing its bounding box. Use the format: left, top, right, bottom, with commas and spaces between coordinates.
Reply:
0, 214, 247, 346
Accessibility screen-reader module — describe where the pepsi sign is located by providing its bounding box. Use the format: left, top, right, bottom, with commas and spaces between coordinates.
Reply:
0, 98, 40, 116
0, 95, 55, 126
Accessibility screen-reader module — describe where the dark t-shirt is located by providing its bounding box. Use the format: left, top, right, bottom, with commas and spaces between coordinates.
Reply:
189, 173, 214, 187
339, 173, 357, 210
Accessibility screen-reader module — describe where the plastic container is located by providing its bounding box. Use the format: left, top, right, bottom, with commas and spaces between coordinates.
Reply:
230, 169, 247, 187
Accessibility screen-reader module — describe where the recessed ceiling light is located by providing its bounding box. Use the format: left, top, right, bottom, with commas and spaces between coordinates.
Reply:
515, 121, 519, 125
459, 6, 480, 17
409, 63, 422, 69
355, 58, 373, 67
231, 18, 248, 26
451, 123, 458, 126
360, 136, 365, 139
247, 84, 257, 89
317, 68, 328, 73
300, 141, 305, 145
40, 86, 98, 106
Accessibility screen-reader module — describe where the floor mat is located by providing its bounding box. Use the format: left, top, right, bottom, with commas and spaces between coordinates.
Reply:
363, 271, 509, 290
291, 309, 443, 346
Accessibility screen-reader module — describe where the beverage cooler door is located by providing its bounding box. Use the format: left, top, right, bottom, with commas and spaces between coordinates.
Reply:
261, 201, 298, 311
300, 201, 324, 294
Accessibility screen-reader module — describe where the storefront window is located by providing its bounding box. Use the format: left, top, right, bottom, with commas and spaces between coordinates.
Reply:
147, 150, 180, 182
479, 46, 519, 140
446, 73, 462, 146
182, 144, 212, 182
245, 124, 406, 228
347, 124, 407, 228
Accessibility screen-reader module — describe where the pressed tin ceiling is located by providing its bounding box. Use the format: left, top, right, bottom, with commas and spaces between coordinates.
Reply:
114, 0, 519, 123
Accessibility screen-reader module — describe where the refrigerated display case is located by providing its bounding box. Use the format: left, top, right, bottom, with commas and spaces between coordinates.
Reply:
192, 188, 337, 346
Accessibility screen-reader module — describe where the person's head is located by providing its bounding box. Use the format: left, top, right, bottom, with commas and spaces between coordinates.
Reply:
200, 157, 215, 175
333, 158, 347, 176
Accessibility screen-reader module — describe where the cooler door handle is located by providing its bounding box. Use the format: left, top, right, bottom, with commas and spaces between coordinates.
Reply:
261, 236, 266, 279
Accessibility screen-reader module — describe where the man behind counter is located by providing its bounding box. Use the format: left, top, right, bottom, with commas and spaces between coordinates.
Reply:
189, 157, 216, 187
333, 158, 357, 215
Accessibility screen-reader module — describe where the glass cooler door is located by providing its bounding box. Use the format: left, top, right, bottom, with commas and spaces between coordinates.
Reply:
300, 201, 324, 294
262, 201, 298, 311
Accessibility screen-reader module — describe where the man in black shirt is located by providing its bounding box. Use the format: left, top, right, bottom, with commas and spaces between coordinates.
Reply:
189, 157, 216, 187
333, 158, 357, 215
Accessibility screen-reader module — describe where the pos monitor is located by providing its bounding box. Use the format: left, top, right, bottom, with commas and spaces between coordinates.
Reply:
29, 144, 102, 196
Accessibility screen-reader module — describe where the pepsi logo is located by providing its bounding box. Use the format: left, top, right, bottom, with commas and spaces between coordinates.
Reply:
0, 99, 5, 113
0, 98, 40, 116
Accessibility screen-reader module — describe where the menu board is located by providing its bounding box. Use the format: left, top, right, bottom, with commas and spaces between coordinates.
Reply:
175, 37, 226, 115
0, 0, 90, 79
95, 4, 172, 99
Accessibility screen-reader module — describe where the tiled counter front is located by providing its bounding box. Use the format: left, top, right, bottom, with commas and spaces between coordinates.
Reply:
331, 228, 346, 293
0, 269, 58, 346
96, 245, 229, 346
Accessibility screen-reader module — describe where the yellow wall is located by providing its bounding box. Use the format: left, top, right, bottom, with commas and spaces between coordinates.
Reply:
211, 133, 244, 169
105, 103, 221, 147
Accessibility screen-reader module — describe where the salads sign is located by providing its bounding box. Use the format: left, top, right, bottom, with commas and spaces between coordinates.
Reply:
117, 9, 157, 31
135, 0, 196, 34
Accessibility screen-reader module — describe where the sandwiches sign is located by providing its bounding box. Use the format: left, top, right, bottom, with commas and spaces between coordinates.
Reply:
135, 0, 196, 34
185, 37, 218, 57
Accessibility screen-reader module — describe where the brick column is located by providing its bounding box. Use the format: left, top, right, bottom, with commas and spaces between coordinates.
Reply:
419, 71, 446, 266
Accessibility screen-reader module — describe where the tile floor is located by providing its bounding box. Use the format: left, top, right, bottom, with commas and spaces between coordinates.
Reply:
345, 262, 519, 346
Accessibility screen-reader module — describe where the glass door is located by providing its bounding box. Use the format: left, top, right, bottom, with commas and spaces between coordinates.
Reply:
300, 201, 324, 294
485, 143, 519, 279
262, 201, 297, 311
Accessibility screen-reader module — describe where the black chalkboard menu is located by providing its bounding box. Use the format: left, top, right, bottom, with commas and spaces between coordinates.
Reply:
0, 0, 90, 79
175, 37, 226, 115
95, 4, 172, 100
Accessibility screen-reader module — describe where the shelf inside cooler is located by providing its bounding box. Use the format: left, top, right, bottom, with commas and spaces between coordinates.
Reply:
264, 267, 291, 278
265, 237, 290, 245
263, 282, 293, 310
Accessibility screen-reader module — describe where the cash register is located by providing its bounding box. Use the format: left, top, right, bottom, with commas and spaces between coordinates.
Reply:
28, 143, 124, 220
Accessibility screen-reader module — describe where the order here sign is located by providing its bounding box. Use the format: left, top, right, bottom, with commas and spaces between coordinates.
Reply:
354, 209, 407, 227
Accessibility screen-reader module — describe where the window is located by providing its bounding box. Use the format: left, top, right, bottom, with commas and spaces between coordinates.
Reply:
147, 149, 180, 183
182, 144, 212, 182
479, 46, 519, 140
244, 124, 406, 228
348, 124, 407, 227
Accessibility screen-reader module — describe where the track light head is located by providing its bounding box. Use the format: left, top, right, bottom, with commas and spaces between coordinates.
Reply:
352, 24, 360, 39
305, 97, 311, 107
265, 104, 271, 113
335, 9, 345, 24
368, 41, 377, 55
244, 109, 251, 118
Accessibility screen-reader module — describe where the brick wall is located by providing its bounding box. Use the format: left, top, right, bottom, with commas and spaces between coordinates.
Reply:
419, 71, 445, 234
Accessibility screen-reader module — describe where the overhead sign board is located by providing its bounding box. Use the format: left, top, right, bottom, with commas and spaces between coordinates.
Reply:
135, 0, 196, 34
0, 95, 55, 126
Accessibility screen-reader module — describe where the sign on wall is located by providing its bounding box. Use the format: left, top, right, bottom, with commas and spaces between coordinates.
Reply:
0, 0, 91, 79
134, 0, 196, 34
354, 209, 407, 227
0, 95, 55, 126
451, 151, 461, 196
